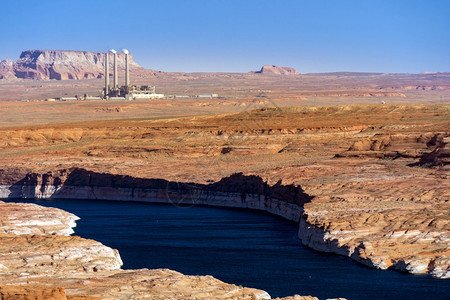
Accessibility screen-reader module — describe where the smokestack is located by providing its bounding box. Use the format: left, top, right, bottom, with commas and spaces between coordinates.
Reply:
123, 49, 129, 86
104, 52, 109, 98
110, 49, 118, 89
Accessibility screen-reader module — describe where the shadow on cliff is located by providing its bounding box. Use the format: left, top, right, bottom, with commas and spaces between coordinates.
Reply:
7, 168, 313, 207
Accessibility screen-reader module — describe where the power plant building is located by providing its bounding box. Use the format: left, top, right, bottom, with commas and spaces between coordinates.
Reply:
123, 85, 164, 100
103, 49, 163, 100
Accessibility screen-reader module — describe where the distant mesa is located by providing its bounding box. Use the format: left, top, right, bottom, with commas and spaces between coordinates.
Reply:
251, 65, 300, 75
0, 58, 15, 80
0, 50, 144, 81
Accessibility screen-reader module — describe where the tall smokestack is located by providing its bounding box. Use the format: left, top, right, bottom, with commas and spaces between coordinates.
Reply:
110, 49, 118, 89
104, 52, 109, 98
123, 49, 129, 86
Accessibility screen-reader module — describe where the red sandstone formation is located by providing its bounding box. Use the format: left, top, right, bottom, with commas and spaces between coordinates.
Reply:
1, 50, 143, 80
0, 59, 15, 80
252, 65, 300, 75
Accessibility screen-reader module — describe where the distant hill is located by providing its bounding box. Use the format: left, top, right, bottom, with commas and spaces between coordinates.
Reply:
0, 50, 143, 80
250, 65, 300, 75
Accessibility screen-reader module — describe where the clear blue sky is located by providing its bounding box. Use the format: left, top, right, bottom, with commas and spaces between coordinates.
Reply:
1, 0, 449, 73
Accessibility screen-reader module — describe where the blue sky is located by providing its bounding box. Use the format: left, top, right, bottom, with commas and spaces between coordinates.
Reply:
1, 0, 449, 73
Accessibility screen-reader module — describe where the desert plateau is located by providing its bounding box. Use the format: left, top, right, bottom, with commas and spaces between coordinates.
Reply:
0, 48, 448, 299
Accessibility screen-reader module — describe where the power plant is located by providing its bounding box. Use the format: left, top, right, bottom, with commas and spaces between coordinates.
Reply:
103, 49, 164, 100
44, 49, 221, 102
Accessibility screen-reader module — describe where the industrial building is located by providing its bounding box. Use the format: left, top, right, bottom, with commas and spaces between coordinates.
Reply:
103, 49, 164, 100
196, 94, 219, 99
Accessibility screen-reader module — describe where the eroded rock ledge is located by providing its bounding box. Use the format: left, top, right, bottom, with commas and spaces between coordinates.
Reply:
299, 205, 449, 278
0, 201, 78, 236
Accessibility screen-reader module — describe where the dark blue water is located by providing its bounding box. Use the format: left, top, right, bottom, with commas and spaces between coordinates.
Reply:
8, 199, 449, 300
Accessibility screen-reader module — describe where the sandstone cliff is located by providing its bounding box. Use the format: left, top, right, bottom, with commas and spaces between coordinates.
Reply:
252, 65, 300, 75
0, 59, 15, 80
1, 169, 311, 222
1, 50, 143, 80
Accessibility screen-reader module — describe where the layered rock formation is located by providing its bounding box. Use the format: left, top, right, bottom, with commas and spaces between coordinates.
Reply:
416, 135, 450, 167
0, 200, 78, 236
338, 132, 448, 161
1, 50, 142, 80
2, 169, 310, 222
299, 198, 449, 278
0, 200, 122, 274
0, 59, 15, 80
252, 65, 300, 75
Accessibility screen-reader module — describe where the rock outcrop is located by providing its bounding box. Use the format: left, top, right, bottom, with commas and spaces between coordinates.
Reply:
0, 234, 123, 275
0, 200, 122, 275
415, 135, 450, 167
252, 65, 300, 75
1, 50, 143, 80
0, 59, 15, 80
299, 199, 450, 279
0, 200, 78, 236
338, 132, 450, 169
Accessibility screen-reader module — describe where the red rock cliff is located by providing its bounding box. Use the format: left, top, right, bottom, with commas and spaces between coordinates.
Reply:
4, 50, 143, 80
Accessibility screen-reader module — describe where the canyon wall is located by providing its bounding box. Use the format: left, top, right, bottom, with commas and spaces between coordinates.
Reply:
0, 169, 309, 223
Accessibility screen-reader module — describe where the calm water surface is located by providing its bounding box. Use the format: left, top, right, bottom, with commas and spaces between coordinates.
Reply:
9, 199, 450, 300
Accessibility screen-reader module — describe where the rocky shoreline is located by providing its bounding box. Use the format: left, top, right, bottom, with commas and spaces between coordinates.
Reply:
298, 214, 449, 278
1, 168, 448, 280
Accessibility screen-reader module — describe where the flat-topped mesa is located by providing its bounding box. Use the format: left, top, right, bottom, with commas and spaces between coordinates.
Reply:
252, 65, 301, 75
11, 50, 143, 80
